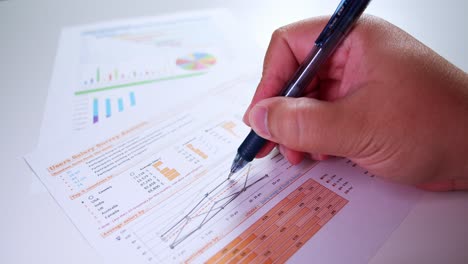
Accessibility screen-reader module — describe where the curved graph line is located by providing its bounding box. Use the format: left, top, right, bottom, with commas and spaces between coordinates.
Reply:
160, 166, 268, 249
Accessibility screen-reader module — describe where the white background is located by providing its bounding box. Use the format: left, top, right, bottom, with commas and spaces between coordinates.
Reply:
1, 0, 467, 263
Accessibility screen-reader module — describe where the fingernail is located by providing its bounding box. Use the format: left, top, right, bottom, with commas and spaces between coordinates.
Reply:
242, 106, 250, 125
250, 105, 271, 138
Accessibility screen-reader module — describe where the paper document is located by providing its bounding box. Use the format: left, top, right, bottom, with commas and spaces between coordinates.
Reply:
31, 9, 261, 193
38, 9, 261, 148
26, 74, 420, 263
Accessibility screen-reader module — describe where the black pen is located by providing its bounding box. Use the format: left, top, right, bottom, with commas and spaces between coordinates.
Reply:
228, 0, 372, 179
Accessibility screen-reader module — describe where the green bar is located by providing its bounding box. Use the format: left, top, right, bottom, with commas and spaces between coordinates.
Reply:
74, 72, 206, 96
96, 68, 100, 82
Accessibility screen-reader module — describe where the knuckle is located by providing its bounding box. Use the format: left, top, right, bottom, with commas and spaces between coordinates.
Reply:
270, 26, 289, 42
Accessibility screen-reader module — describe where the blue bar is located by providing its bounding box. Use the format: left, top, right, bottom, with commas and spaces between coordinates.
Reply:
93, 98, 99, 123
129, 92, 136, 106
118, 98, 124, 112
106, 98, 111, 118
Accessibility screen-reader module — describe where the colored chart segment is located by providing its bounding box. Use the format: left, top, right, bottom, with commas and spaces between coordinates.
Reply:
105, 99, 112, 118
176, 52, 216, 70
118, 98, 124, 112
93, 98, 99, 123
206, 179, 348, 264
129, 91, 136, 106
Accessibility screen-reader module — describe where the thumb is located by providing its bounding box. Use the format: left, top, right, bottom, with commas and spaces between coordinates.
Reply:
248, 97, 366, 157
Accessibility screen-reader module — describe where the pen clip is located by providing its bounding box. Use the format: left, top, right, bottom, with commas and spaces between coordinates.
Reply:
315, 0, 370, 47
315, 0, 350, 46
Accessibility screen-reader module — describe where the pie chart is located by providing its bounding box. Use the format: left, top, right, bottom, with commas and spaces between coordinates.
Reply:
176, 52, 216, 70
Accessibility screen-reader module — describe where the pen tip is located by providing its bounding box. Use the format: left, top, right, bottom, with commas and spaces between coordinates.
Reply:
227, 172, 233, 180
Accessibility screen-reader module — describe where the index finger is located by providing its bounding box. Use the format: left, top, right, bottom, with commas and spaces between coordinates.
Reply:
243, 17, 330, 125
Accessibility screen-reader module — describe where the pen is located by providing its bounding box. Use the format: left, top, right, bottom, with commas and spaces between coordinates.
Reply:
228, 0, 372, 179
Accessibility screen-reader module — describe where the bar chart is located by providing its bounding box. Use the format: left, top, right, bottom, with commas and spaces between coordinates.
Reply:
152, 160, 181, 181
92, 91, 136, 124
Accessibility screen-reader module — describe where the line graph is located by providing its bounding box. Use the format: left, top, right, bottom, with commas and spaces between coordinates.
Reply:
120, 151, 321, 263
160, 166, 269, 249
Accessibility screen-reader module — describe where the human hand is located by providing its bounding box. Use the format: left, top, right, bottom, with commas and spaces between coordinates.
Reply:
243, 15, 468, 191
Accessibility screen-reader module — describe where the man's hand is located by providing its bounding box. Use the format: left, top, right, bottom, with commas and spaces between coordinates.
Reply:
243, 15, 468, 191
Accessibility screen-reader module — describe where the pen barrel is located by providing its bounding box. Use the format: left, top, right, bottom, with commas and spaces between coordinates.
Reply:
281, 31, 346, 99
237, 130, 267, 162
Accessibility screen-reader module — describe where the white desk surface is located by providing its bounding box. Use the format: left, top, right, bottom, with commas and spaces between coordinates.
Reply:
1, 0, 467, 263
